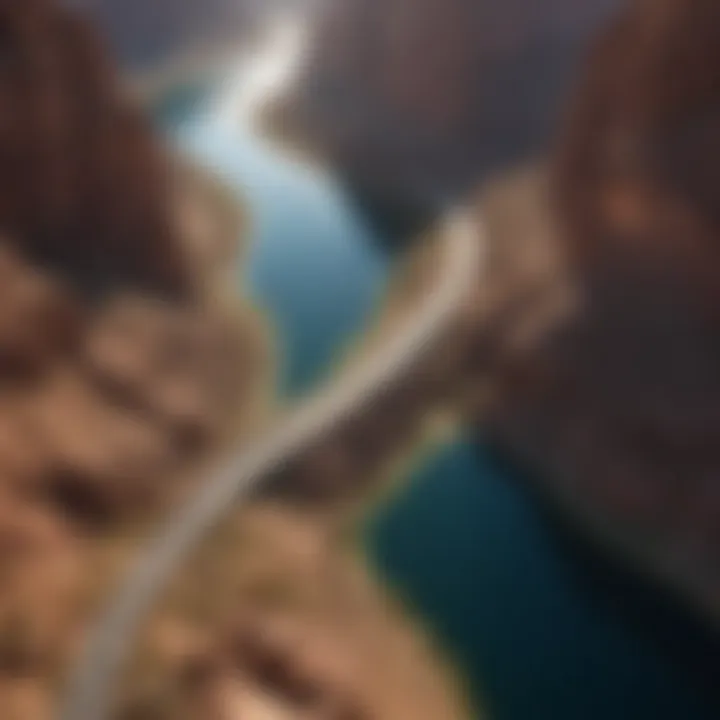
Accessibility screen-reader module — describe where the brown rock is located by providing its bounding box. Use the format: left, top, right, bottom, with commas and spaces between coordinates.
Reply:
0, 678, 53, 720
554, 0, 720, 293
477, 5, 720, 617
0, 0, 192, 299
198, 613, 369, 720
0, 494, 83, 672
266, 444, 361, 504
30, 371, 176, 521
0, 398, 51, 490
83, 294, 249, 449
0, 244, 81, 376
277, 0, 622, 207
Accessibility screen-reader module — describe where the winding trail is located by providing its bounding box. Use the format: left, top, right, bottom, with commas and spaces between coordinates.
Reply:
61, 208, 483, 720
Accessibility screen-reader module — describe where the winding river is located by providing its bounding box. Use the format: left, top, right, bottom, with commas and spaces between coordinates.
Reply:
163, 84, 719, 720
163, 96, 390, 398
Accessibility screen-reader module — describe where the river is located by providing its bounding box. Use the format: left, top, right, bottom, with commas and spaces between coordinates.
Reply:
157, 46, 720, 720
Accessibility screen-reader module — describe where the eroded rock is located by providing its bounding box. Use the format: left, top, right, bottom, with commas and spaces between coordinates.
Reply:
0, 0, 193, 298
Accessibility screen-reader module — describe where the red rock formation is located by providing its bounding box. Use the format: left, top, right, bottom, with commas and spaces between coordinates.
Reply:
0, 0, 192, 299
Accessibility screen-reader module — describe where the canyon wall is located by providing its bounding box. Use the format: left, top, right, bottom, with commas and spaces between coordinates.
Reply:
278, 0, 625, 211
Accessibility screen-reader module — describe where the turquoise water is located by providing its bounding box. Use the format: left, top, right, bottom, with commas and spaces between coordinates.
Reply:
169, 112, 388, 397
162, 99, 720, 720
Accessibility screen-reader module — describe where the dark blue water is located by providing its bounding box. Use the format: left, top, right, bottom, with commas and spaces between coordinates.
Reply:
161, 94, 720, 720
366, 438, 720, 720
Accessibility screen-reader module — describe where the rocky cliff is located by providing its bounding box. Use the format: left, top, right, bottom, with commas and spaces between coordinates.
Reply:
489, 0, 720, 628
0, 0, 196, 298
273, 0, 625, 212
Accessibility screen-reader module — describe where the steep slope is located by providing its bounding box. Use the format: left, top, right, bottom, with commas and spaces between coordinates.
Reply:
271, 0, 624, 209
